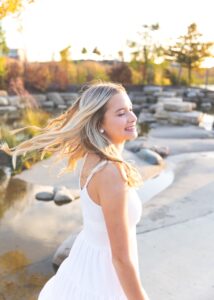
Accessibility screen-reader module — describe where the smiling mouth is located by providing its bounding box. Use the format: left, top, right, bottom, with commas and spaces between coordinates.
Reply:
125, 125, 136, 131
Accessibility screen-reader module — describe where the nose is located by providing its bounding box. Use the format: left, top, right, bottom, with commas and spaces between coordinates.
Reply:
128, 110, 137, 123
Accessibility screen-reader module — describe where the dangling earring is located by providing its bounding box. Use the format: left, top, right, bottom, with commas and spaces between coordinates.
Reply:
99, 128, 104, 133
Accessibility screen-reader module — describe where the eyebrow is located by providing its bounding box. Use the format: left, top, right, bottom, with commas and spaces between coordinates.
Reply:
115, 106, 132, 113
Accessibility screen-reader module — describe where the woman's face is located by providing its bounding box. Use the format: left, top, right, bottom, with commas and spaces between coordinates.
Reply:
101, 92, 138, 145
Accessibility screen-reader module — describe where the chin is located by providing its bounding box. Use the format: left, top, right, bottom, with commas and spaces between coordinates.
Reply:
126, 131, 138, 140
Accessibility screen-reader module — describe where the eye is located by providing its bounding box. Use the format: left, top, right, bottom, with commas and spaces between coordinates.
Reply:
118, 113, 125, 116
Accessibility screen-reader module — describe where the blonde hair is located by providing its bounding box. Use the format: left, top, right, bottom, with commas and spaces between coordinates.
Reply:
0, 81, 142, 187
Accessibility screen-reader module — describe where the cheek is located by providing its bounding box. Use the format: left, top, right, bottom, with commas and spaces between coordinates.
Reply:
108, 117, 126, 130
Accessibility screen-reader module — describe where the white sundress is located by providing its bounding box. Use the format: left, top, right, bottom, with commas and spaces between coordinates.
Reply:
38, 154, 143, 300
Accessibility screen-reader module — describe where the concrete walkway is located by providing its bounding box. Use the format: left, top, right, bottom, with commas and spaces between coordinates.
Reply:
137, 152, 214, 300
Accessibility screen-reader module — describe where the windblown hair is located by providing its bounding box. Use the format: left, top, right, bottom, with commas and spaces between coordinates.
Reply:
0, 81, 143, 187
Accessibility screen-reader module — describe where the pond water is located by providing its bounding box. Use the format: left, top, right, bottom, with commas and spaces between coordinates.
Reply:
0, 177, 82, 300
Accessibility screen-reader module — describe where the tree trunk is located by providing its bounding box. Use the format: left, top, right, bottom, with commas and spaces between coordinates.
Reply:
143, 46, 148, 84
177, 65, 182, 85
188, 65, 192, 85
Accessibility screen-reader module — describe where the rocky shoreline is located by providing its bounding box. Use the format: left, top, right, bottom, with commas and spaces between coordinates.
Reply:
0, 86, 214, 127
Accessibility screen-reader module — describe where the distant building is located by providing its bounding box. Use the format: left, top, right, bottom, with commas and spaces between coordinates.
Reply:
8, 48, 19, 59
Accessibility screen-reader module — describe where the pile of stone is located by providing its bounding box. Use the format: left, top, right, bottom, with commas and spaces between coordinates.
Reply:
35, 185, 78, 205
0, 90, 79, 115
129, 86, 214, 127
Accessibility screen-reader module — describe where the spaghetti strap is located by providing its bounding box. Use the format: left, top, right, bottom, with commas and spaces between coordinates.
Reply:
79, 153, 88, 190
84, 160, 108, 188
79, 153, 108, 190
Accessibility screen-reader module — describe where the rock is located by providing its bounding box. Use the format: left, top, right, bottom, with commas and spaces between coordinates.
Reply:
0, 97, 9, 106
47, 92, 64, 106
186, 88, 205, 98
200, 102, 212, 112
155, 109, 204, 125
168, 111, 204, 125
35, 187, 54, 201
155, 91, 177, 97
143, 86, 163, 94
53, 186, 74, 205
149, 124, 214, 139
133, 104, 144, 114
33, 94, 47, 103
163, 102, 194, 112
158, 97, 183, 103
56, 104, 68, 110
52, 229, 82, 269
150, 145, 170, 158
0, 106, 17, 114
42, 101, 55, 108
136, 148, 163, 165
138, 112, 156, 124
8, 95, 21, 107
154, 108, 169, 120
129, 92, 147, 104
60, 93, 78, 102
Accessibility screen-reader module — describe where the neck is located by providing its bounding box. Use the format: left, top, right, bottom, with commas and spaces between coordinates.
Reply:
113, 142, 124, 157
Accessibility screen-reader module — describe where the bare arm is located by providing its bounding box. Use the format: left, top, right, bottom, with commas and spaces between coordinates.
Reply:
97, 162, 150, 300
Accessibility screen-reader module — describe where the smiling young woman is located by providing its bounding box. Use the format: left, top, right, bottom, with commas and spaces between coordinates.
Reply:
0, 81, 150, 300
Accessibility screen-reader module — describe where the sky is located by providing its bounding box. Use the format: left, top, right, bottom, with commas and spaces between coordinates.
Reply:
2, 0, 214, 65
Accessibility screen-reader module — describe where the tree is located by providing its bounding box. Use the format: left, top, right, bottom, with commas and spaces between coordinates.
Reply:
81, 47, 87, 55
127, 23, 161, 84
0, 0, 35, 19
92, 47, 101, 56
0, 23, 8, 55
165, 23, 214, 85
108, 62, 132, 85
118, 50, 124, 62
60, 45, 71, 62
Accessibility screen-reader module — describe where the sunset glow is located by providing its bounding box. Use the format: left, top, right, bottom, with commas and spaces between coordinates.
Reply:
2, 0, 214, 62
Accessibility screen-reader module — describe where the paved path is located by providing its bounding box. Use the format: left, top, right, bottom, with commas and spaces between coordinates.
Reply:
137, 152, 214, 300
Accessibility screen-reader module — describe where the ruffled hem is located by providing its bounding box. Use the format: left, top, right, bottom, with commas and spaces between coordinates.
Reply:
38, 274, 127, 300
38, 231, 131, 300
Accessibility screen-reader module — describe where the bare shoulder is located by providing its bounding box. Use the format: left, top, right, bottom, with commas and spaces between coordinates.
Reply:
97, 160, 127, 192
95, 160, 129, 207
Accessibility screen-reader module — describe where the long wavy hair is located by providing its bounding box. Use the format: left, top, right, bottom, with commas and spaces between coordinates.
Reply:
0, 81, 143, 187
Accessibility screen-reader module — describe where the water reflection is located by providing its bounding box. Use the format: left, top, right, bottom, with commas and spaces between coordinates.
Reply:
0, 177, 83, 299
0, 178, 30, 220
0, 249, 51, 300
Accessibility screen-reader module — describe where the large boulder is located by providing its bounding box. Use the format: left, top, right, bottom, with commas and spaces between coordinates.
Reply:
0, 106, 17, 114
129, 92, 147, 104
136, 148, 163, 165
155, 91, 177, 98
60, 92, 78, 102
155, 109, 204, 125
143, 86, 163, 94
157, 97, 183, 103
33, 94, 47, 104
47, 92, 64, 106
52, 228, 82, 270
168, 111, 204, 125
0, 97, 9, 106
8, 95, 21, 107
163, 102, 194, 112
